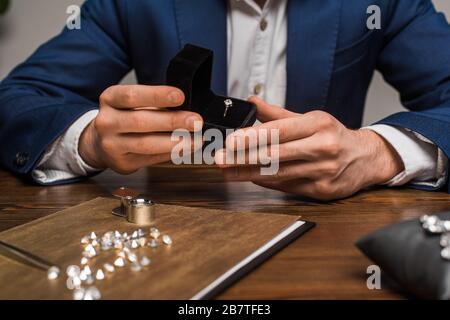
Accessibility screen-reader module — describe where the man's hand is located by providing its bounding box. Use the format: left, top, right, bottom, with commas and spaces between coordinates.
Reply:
79, 85, 203, 174
215, 96, 404, 201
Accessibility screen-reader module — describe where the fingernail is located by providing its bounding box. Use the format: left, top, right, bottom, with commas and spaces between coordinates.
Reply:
186, 115, 202, 130
169, 91, 183, 104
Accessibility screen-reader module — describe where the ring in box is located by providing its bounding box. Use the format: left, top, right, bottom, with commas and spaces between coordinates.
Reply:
166, 44, 257, 134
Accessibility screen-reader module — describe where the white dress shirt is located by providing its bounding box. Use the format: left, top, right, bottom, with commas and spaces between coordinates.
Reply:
34, 0, 448, 188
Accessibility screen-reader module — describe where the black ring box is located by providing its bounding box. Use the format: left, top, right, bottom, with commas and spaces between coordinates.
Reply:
166, 44, 257, 134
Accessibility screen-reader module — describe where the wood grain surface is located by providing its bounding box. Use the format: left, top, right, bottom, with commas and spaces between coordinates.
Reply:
0, 165, 449, 299
0, 198, 302, 300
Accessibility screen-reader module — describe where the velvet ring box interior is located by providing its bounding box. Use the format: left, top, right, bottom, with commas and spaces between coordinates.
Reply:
167, 44, 257, 134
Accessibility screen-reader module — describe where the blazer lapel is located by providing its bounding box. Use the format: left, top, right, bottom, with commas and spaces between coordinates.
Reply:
174, 0, 228, 95
286, 0, 342, 112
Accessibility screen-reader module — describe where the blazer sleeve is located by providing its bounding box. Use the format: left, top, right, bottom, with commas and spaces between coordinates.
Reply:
375, 0, 450, 192
0, 0, 131, 181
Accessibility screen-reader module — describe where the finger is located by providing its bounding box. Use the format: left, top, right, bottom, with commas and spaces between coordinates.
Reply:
253, 179, 319, 199
216, 136, 330, 167
214, 147, 268, 167
221, 160, 337, 181
113, 109, 203, 133
126, 152, 173, 167
253, 179, 345, 201
253, 179, 311, 195
101, 85, 185, 109
253, 179, 299, 191
225, 115, 319, 151
119, 133, 201, 155
110, 152, 174, 174
249, 96, 298, 122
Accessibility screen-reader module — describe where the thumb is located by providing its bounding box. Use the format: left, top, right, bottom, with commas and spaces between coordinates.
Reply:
248, 96, 298, 122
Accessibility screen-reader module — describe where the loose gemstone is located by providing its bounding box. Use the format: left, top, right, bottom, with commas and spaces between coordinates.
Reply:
91, 239, 99, 246
138, 238, 147, 247
131, 240, 139, 249
444, 221, 450, 232
127, 252, 138, 263
114, 257, 125, 267
84, 286, 101, 300
66, 265, 80, 278
84, 244, 97, 258
79, 270, 88, 281
162, 235, 173, 246
73, 288, 85, 300
80, 257, 89, 265
103, 263, 115, 273
131, 263, 142, 272
102, 231, 114, 241
429, 224, 445, 234
66, 278, 75, 290
131, 231, 139, 239
90, 232, 97, 240
47, 266, 60, 280
419, 215, 429, 223
85, 275, 95, 285
80, 236, 90, 244
114, 231, 121, 239
118, 251, 126, 259
82, 265, 92, 276
122, 232, 129, 240
423, 216, 441, 232
140, 256, 151, 267
114, 239, 123, 249
441, 234, 450, 247
150, 227, 160, 239
137, 229, 145, 238
95, 269, 105, 280
101, 240, 113, 251
66, 276, 81, 290
441, 247, 450, 260
124, 240, 132, 249
427, 215, 439, 225
148, 239, 158, 248
73, 276, 82, 287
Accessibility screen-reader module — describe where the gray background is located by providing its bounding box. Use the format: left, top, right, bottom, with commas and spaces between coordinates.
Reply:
1, 0, 449, 125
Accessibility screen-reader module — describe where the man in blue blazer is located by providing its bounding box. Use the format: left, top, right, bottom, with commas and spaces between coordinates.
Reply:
0, 0, 449, 200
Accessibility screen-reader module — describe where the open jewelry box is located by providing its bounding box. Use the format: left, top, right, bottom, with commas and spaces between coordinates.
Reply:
166, 44, 257, 134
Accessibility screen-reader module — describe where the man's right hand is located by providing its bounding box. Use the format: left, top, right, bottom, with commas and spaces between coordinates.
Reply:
79, 85, 203, 174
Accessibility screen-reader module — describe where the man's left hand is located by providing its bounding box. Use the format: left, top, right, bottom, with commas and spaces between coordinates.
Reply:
215, 96, 404, 201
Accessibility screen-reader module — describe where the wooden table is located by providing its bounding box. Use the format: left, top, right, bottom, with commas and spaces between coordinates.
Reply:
0, 166, 449, 299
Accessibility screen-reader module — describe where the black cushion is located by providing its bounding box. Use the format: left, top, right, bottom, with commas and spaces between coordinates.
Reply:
356, 212, 450, 299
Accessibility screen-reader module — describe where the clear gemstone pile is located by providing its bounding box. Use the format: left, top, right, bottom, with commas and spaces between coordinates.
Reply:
46, 226, 173, 300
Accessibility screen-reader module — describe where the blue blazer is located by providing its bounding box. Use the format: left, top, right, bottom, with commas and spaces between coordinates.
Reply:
0, 0, 449, 192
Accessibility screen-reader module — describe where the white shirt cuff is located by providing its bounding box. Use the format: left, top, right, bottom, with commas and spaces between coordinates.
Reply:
365, 124, 448, 188
32, 110, 100, 184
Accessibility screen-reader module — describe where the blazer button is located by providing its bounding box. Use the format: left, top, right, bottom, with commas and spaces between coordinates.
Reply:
260, 19, 268, 31
15, 152, 30, 167
254, 83, 264, 95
